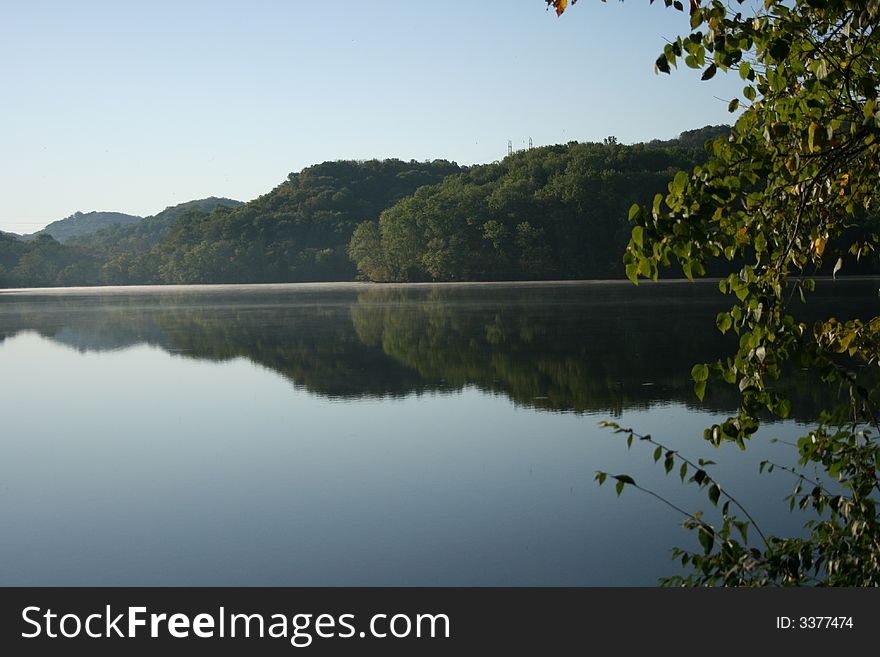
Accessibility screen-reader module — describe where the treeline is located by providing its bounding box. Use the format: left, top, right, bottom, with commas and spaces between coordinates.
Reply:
23, 210, 142, 243
1, 128, 752, 288
0, 160, 457, 287
348, 132, 726, 281
68, 197, 244, 284
0, 199, 240, 287
147, 159, 460, 283
0, 233, 101, 287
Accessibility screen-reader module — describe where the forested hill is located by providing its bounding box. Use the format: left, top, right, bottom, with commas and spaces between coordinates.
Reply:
349, 130, 727, 281
0, 128, 757, 288
67, 197, 243, 284
148, 159, 462, 283
22, 211, 143, 243
69, 197, 243, 255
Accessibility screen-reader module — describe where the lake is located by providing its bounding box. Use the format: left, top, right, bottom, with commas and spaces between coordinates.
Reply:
0, 279, 876, 585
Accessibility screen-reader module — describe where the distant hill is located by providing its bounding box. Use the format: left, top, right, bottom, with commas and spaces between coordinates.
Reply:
23, 211, 143, 243
0, 198, 243, 287
123, 160, 461, 284
69, 197, 243, 254
15, 127, 863, 289
66, 197, 244, 284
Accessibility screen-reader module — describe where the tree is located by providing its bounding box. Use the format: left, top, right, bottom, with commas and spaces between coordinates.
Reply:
349, 220, 391, 281
350, 140, 713, 282
552, 0, 880, 584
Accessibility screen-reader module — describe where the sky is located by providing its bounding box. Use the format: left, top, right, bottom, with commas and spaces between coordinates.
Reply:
0, 0, 746, 234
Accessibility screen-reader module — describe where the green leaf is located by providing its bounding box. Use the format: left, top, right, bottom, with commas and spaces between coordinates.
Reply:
631, 225, 644, 248
739, 62, 751, 80
652, 193, 663, 217
728, 98, 739, 113
698, 525, 714, 554
655, 54, 671, 74
691, 363, 709, 382
768, 39, 790, 61
628, 204, 641, 222
625, 262, 639, 284
694, 379, 707, 401
734, 520, 749, 543
671, 170, 689, 195
653, 445, 662, 462
679, 462, 687, 482
708, 484, 721, 506
716, 312, 733, 334
615, 480, 625, 496
701, 63, 717, 80
754, 232, 766, 252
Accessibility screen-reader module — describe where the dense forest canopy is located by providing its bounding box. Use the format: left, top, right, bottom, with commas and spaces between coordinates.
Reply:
20, 210, 143, 243
67, 197, 244, 285
150, 158, 461, 284
349, 129, 729, 281
0, 128, 775, 288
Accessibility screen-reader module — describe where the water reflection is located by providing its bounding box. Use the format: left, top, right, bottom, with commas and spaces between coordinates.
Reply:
1, 280, 876, 585
1, 280, 875, 418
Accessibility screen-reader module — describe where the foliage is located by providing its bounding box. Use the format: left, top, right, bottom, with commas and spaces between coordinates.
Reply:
555, 0, 880, 584
69, 198, 241, 256
349, 136, 724, 281
141, 159, 459, 284
0, 160, 459, 287
65, 198, 243, 285
4, 141, 748, 287
23, 211, 143, 243
0, 232, 100, 287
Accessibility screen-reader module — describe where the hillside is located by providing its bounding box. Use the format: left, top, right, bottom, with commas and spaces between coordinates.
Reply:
23, 211, 143, 243
68, 197, 243, 284
349, 131, 726, 281
69, 197, 243, 255
1, 128, 783, 289
143, 159, 461, 283
0, 232, 100, 287
0, 198, 241, 287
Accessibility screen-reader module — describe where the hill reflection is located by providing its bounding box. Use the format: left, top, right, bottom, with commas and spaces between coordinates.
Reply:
1, 280, 875, 418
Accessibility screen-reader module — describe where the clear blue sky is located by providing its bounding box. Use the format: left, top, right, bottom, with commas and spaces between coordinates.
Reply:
0, 0, 744, 233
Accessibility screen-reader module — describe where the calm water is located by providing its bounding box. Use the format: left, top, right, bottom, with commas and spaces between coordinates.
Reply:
0, 280, 876, 585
